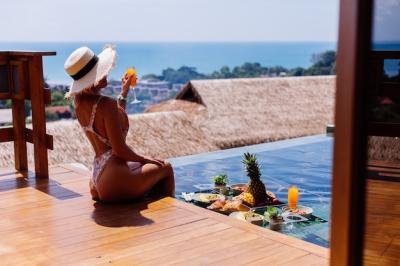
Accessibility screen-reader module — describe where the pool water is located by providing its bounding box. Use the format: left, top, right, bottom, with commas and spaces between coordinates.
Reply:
169, 135, 333, 248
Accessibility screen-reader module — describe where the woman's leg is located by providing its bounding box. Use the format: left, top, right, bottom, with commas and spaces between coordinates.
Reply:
97, 159, 175, 202
129, 162, 175, 198
89, 179, 100, 201
147, 162, 175, 197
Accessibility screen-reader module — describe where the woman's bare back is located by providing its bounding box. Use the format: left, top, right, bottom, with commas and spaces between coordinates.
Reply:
75, 94, 175, 202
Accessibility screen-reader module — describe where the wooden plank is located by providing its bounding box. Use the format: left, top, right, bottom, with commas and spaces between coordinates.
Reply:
9, 60, 26, 100
276, 254, 328, 266
0, 207, 198, 256
0, 127, 14, 142
48, 165, 73, 175
57, 163, 91, 176
371, 51, 400, 59
209, 243, 309, 266
44, 88, 51, 104
5, 212, 204, 264
0, 51, 56, 56
363, 179, 400, 265
0, 94, 12, 100
0, 164, 332, 265
0, 195, 172, 228
171, 238, 279, 266
28, 56, 49, 178
11, 98, 28, 170
50, 218, 219, 263
100, 227, 245, 265
368, 122, 400, 137
367, 166, 400, 175
368, 160, 400, 169
24, 128, 53, 150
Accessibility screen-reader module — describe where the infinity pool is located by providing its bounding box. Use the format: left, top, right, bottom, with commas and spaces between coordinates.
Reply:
169, 135, 333, 247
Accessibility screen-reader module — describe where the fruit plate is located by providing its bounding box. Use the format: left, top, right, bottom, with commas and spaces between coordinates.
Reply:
282, 205, 313, 218
230, 183, 248, 193
192, 193, 225, 204
229, 211, 247, 221
281, 212, 308, 223
229, 211, 264, 226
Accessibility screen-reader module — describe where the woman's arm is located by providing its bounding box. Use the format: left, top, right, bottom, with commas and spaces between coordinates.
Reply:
118, 73, 135, 110
103, 97, 164, 166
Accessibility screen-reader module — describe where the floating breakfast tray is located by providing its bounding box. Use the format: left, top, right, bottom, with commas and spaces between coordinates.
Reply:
251, 205, 328, 227
179, 191, 327, 230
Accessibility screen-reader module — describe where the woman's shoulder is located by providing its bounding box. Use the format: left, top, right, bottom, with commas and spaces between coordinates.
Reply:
98, 95, 118, 109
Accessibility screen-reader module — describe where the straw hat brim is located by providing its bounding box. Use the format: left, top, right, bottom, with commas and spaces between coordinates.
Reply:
67, 46, 116, 96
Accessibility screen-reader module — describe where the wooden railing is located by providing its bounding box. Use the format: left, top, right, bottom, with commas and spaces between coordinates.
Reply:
0, 51, 56, 178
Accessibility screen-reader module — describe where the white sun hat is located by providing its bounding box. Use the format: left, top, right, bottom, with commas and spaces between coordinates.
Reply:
64, 45, 116, 96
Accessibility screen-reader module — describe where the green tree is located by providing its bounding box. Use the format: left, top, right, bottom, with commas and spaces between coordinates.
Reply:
267, 66, 289, 76
307, 50, 336, 75
289, 67, 307, 76
211, 66, 236, 79
141, 74, 160, 80
162, 66, 206, 84
51, 91, 70, 106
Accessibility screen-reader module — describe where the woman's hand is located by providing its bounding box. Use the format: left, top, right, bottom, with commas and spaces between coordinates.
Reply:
143, 157, 166, 167
121, 74, 135, 96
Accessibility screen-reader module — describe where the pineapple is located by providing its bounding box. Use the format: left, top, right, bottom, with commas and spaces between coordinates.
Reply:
242, 152, 268, 205
242, 192, 255, 207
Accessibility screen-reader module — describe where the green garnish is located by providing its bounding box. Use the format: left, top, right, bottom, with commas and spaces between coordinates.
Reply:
212, 174, 228, 185
266, 207, 280, 219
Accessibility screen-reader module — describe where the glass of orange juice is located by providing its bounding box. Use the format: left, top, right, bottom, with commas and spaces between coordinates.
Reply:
287, 185, 299, 210
125, 67, 137, 86
125, 67, 140, 104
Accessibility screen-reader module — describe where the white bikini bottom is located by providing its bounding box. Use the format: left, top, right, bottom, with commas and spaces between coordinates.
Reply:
92, 150, 142, 188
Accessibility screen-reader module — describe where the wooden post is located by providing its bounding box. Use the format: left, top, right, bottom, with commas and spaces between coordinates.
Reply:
10, 60, 28, 171
29, 56, 49, 178
330, 0, 373, 265
12, 98, 28, 170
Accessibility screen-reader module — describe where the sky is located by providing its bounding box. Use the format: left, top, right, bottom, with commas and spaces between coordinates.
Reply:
1, 0, 340, 42
373, 0, 400, 42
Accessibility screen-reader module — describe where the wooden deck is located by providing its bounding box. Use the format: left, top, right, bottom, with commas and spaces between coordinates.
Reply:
0, 163, 328, 265
364, 179, 400, 265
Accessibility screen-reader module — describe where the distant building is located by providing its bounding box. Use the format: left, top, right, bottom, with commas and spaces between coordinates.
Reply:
172, 84, 183, 91
136, 79, 170, 90
45, 106, 72, 119
48, 83, 70, 93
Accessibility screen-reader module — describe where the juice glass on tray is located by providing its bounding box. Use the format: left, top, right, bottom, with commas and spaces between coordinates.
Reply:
288, 185, 299, 210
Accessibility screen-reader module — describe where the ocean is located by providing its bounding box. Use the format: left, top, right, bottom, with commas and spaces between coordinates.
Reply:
0, 42, 337, 84
1, 42, 399, 84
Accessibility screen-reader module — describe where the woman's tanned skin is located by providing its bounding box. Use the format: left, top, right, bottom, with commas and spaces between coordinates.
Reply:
75, 75, 175, 202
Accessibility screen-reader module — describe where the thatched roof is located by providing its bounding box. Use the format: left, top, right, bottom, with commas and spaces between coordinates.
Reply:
368, 136, 400, 163
145, 99, 206, 120
0, 111, 217, 169
147, 76, 336, 149
0, 76, 337, 169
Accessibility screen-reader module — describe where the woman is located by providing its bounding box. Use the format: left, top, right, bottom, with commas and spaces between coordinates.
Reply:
64, 45, 175, 202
